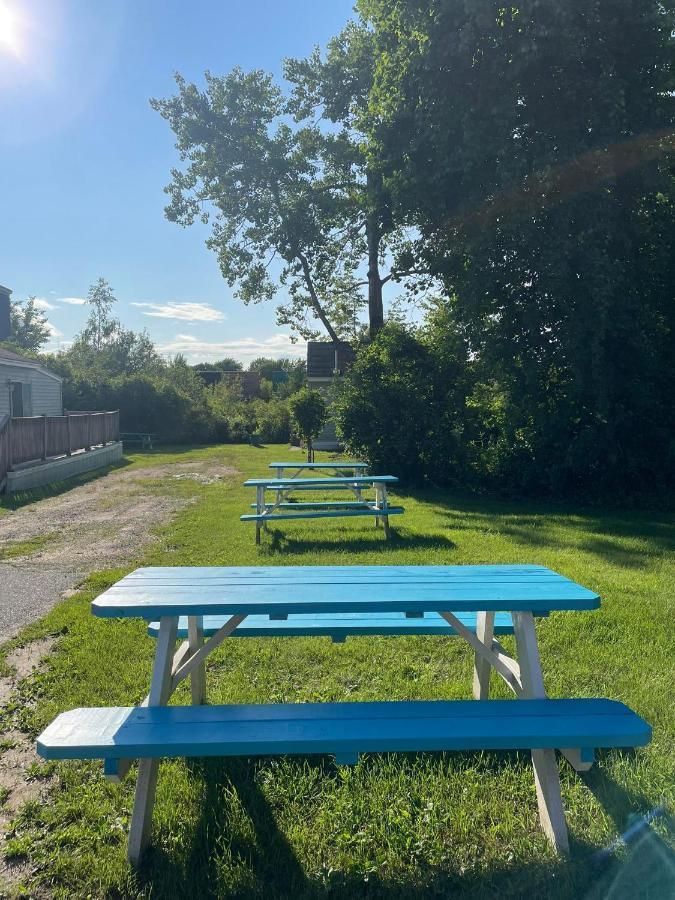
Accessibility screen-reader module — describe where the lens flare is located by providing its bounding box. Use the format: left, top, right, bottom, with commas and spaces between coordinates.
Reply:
0, 1, 21, 56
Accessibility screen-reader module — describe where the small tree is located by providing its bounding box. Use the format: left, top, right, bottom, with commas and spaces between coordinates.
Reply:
289, 388, 328, 461
6, 297, 51, 353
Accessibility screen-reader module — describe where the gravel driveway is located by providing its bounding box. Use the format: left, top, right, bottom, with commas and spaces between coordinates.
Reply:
0, 459, 236, 642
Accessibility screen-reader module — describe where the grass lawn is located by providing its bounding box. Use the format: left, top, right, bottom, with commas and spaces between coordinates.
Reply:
2, 444, 673, 898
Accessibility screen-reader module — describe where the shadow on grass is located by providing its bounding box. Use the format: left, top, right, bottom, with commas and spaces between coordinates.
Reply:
134, 752, 628, 899
582, 767, 675, 898
0, 458, 132, 511
395, 487, 675, 570
140, 756, 309, 897
262, 528, 456, 556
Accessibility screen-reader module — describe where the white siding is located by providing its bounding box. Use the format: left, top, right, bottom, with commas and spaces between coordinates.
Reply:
0, 363, 62, 416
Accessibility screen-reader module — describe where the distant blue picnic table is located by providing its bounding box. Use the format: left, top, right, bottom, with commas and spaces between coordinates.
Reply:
242, 474, 403, 543
37, 564, 650, 866
269, 460, 368, 479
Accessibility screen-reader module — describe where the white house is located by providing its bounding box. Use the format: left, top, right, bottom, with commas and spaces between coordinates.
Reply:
0, 346, 63, 418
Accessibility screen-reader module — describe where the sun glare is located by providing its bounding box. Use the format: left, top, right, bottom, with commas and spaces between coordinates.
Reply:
0, 1, 21, 56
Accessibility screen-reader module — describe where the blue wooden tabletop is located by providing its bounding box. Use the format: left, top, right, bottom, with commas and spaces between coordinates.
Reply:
91, 565, 600, 620
244, 475, 397, 487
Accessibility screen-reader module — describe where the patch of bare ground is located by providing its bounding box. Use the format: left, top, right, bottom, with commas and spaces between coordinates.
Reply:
0, 638, 57, 896
0, 458, 238, 640
0, 456, 238, 894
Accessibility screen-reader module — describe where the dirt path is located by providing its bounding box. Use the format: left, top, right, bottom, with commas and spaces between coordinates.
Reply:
0, 455, 238, 894
0, 459, 237, 642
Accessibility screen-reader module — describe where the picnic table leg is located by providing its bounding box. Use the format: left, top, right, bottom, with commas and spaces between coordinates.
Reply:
512, 610, 569, 854
472, 611, 495, 699
380, 484, 391, 539
256, 486, 264, 545
128, 616, 178, 867
373, 484, 381, 527
187, 615, 206, 705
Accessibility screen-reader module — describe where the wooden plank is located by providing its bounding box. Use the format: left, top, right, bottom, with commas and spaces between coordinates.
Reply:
128, 616, 177, 866
268, 461, 368, 470
126, 564, 560, 579
243, 475, 398, 487
440, 611, 523, 695
473, 611, 495, 700
250, 502, 372, 509
37, 699, 652, 761
92, 580, 599, 619
187, 616, 206, 705
147, 611, 518, 639
513, 610, 569, 853
240, 506, 404, 522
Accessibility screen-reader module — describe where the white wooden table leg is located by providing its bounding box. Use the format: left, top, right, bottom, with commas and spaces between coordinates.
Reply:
373, 483, 381, 527
472, 611, 495, 699
512, 610, 570, 854
256, 485, 264, 545
187, 615, 206, 705
128, 616, 178, 867
381, 483, 391, 539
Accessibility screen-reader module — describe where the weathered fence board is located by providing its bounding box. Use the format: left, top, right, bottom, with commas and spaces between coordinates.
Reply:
5, 411, 119, 471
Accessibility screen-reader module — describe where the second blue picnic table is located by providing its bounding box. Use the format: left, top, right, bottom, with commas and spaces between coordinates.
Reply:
241, 472, 403, 543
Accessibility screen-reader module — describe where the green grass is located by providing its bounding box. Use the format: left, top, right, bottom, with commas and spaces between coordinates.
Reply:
2, 444, 674, 898
0, 534, 57, 561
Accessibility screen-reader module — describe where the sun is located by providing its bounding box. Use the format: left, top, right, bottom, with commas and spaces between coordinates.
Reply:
0, 1, 21, 56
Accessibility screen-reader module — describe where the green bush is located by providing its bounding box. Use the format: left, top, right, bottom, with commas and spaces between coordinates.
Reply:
333, 325, 470, 485
289, 388, 328, 460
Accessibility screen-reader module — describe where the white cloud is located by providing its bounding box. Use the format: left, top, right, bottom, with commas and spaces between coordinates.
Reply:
45, 321, 63, 337
158, 333, 306, 364
59, 296, 86, 305
131, 301, 225, 322
33, 297, 56, 310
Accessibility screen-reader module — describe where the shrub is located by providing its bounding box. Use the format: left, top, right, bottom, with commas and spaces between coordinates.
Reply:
289, 388, 328, 460
333, 325, 470, 485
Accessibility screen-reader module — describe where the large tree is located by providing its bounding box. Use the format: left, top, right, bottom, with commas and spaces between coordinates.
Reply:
151, 39, 425, 343
360, 0, 675, 494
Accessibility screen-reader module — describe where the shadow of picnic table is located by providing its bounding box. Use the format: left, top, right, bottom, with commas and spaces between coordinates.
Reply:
133, 752, 674, 899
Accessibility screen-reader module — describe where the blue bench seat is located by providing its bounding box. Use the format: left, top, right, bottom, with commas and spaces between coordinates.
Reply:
147, 611, 517, 641
37, 699, 651, 768
241, 506, 404, 523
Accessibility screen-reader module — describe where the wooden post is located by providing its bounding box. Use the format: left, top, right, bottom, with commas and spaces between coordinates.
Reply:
128, 616, 178, 866
86, 413, 92, 451
381, 483, 391, 539
42, 415, 47, 461
472, 611, 495, 699
512, 611, 570, 854
187, 615, 206, 705
66, 413, 72, 456
256, 485, 264, 545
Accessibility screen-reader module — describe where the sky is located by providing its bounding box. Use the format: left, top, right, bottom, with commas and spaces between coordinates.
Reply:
0, 0, 356, 364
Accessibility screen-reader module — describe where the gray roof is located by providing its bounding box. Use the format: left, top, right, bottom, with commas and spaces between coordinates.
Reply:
307, 342, 355, 377
0, 346, 38, 364
0, 346, 62, 380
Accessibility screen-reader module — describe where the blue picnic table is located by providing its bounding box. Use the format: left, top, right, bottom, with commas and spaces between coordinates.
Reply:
242, 474, 403, 543
269, 460, 369, 479
37, 564, 650, 867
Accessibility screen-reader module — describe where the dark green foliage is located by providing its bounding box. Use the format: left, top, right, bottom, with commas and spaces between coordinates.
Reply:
355, 0, 675, 499
289, 388, 328, 459
333, 325, 470, 484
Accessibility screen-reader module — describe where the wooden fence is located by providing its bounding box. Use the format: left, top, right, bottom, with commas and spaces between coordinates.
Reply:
0, 415, 9, 493
0, 411, 119, 488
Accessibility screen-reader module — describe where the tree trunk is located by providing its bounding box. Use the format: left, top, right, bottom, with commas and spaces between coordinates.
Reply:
366, 172, 384, 339
297, 252, 341, 345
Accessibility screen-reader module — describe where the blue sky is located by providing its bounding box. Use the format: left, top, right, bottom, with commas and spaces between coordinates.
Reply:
0, 0, 355, 363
